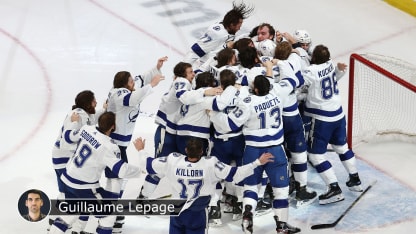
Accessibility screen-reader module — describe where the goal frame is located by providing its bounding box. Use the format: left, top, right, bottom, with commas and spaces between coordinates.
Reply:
347, 53, 416, 148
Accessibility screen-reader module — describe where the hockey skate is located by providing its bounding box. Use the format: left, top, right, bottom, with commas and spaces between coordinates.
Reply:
274, 215, 300, 234
346, 173, 363, 192
241, 205, 253, 234
319, 183, 344, 205
208, 201, 222, 227
222, 194, 234, 213
232, 200, 243, 221
295, 182, 317, 208
111, 216, 125, 234
255, 198, 272, 217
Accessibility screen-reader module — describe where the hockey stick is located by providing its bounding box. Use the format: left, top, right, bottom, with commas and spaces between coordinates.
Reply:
311, 180, 377, 230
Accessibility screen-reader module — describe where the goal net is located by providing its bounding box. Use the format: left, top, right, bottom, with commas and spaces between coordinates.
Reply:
347, 53, 416, 148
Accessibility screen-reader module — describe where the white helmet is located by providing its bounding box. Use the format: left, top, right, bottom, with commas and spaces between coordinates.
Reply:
294, 29, 312, 44
257, 39, 276, 57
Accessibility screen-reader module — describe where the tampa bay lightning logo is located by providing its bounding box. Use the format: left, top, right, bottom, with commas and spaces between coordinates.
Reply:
128, 109, 140, 123
243, 97, 251, 103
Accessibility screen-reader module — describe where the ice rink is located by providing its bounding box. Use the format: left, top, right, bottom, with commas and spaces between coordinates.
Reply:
1, 0, 416, 233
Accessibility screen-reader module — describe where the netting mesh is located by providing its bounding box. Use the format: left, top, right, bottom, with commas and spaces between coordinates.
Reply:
350, 54, 416, 147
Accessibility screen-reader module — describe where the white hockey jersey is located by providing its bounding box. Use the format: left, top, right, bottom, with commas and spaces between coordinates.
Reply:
208, 86, 250, 140
184, 22, 235, 65
280, 53, 305, 117
140, 151, 262, 212
61, 125, 142, 189
303, 60, 346, 122
176, 87, 213, 139
154, 77, 205, 135
107, 67, 162, 147
239, 75, 302, 147
52, 108, 104, 170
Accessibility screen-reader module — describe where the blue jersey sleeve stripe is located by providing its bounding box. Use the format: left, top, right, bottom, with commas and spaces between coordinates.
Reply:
111, 160, 125, 176
191, 43, 206, 58
176, 90, 186, 99
281, 77, 297, 90
123, 93, 132, 106
224, 167, 237, 182
228, 118, 240, 131
295, 71, 305, 88
63, 130, 74, 144
110, 132, 132, 143
146, 157, 157, 174
52, 157, 69, 165
212, 99, 220, 111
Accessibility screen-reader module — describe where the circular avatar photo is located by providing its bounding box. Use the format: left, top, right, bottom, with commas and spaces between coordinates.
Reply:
18, 189, 50, 222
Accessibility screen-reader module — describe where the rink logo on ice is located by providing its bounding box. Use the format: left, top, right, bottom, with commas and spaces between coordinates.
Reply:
49, 199, 185, 216
141, 0, 221, 38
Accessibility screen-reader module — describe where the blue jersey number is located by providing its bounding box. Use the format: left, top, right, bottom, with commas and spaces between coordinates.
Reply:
74, 144, 92, 167
321, 73, 339, 99
178, 179, 203, 199
258, 106, 281, 129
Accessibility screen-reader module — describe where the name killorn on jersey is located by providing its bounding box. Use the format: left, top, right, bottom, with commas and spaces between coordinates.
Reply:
176, 168, 204, 177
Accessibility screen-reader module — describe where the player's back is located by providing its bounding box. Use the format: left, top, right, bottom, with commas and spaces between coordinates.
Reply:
303, 60, 344, 121
241, 93, 285, 147
164, 154, 225, 199
176, 87, 211, 140
65, 125, 121, 185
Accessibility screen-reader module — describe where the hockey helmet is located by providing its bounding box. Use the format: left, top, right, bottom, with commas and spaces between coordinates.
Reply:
257, 39, 276, 57
294, 29, 312, 44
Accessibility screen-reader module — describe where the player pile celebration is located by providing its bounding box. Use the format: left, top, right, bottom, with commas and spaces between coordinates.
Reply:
47, 1, 368, 234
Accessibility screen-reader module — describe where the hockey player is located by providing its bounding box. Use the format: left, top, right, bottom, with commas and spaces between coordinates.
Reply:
274, 41, 317, 207
175, 72, 218, 155
132, 136, 274, 234
140, 63, 223, 204
249, 23, 277, 57
48, 112, 144, 234
303, 44, 363, 205
51, 90, 105, 233
183, 1, 254, 68
105, 56, 166, 232
207, 69, 250, 224
237, 62, 303, 233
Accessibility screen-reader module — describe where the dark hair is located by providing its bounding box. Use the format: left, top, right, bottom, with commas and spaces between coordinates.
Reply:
113, 71, 131, 88
219, 69, 236, 89
274, 41, 292, 60
311, 44, 330, 65
98, 111, 116, 133
185, 137, 204, 159
173, 62, 192, 78
238, 46, 258, 69
222, 1, 254, 28
253, 75, 270, 96
233, 38, 254, 53
26, 189, 42, 199
248, 25, 259, 38
215, 48, 236, 68
195, 72, 216, 89
72, 90, 95, 114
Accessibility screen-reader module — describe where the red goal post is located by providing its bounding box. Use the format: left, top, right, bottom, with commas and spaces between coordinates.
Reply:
347, 53, 416, 148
